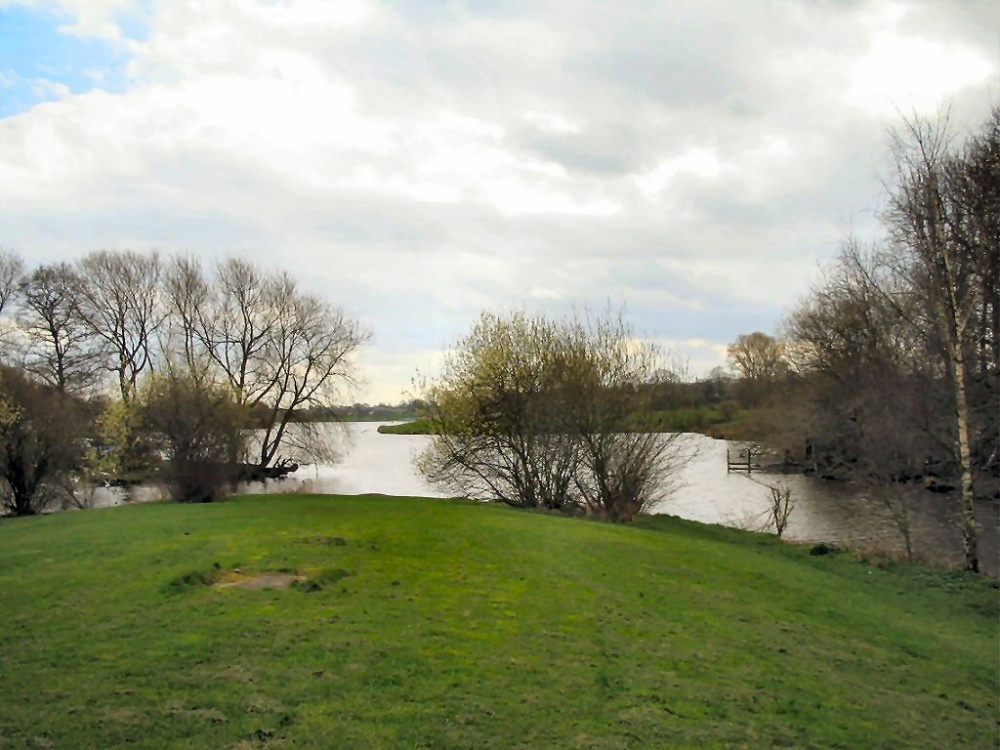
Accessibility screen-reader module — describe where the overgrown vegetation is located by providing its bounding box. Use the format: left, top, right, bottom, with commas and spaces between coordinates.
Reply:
722, 108, 999, 573
135, 369, 248, 503
0, 366, 91, 515
0, 250, 367, 511
415, 310, 688, 522
0, 495, 995, 748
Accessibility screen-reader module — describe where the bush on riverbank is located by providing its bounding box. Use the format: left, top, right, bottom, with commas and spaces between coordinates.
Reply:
0, 494, 995, 748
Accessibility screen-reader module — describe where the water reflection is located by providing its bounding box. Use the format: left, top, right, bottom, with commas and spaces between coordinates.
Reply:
240, 422, 443, 498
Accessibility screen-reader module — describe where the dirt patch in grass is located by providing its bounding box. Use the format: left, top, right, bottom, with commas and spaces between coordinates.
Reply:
216, 573, 305, 590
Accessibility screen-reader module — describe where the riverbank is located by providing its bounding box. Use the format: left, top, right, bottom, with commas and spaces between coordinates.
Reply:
376, 406, 767, 439
69, 423, 997, 575
1, 494, 995, 748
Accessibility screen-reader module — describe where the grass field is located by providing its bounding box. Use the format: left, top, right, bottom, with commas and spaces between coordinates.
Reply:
0, 495, 996, 749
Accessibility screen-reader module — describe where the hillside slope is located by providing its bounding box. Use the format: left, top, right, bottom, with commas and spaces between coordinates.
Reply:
0, 495, 996, 749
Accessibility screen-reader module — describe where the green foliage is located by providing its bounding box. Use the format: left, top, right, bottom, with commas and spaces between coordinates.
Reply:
647, 406, 730, 433
84, 396, 172, 483
134, 369, 248, 503
86, 398, 133, 479
417, 310, 686, 521
382, 407, 772, 443
0, 367, 90, 515
0, 495, 995, 748
376, 418, 435, 435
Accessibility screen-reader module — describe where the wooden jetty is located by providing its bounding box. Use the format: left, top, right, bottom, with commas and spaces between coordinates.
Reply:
726, 443, 765, 474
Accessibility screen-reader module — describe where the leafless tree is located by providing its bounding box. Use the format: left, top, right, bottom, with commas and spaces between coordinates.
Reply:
75, 249, 167, 404
192, 257, 369, 470
854, 395, 930, 561
727, 331, 786, 406
880, 109, 998, 572
728, 331, 785, 380
783, 108, 999, 572
199, 257, 285, 406
786, 241, 955, 559
16, 263, 101, 394
254, 289, 367, 469
563, 313, 687, 522
0, 249, 22, 314
0, 249, 24, 360
766, 482, 795, 539
163, 253, 212, 371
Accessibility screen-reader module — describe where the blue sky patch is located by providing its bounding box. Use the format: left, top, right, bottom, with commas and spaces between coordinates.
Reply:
0, 4, 135, 118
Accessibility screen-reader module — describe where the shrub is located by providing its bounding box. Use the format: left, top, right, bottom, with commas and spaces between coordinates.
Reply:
136, 369, 248, 503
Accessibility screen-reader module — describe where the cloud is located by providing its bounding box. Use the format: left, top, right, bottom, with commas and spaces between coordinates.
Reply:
1, 0, 141, 39
0, 0, 997, 400
846, 3, 996, 115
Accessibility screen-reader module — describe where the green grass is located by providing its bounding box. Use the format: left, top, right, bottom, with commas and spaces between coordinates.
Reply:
646, 407, 773, 441
647, 407, 729, 434
377, 408, 768, 440
0, 495, 996, 749
376, 418, 433, 435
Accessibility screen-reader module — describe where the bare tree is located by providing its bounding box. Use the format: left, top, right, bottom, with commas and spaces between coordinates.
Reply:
200, 257, 285, 406
766, 482, 795, 539
0, 249, 22, 314
881, 110, 997, 573
16, 263, 101, 394
75, 249, 167, 404
728, 331, 785, 380
563, 313, 687, 522
255, 289, 367, 469
727, 331, 786, 406
195, 257, 369, 470
0, 249, 24, 360
163, 253, 212, 371
783, 108, 999, 573
854, 396, 928, 561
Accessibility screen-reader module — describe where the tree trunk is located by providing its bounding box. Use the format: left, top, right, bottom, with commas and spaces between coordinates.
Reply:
952, 344, 979, 572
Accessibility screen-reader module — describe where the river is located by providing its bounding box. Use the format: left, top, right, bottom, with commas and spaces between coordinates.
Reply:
95, 422, 998, 574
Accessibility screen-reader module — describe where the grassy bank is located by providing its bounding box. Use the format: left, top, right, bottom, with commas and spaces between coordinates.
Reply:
1, 495, 996, 748
376, 407, 771, 440
377, 418, 433, 435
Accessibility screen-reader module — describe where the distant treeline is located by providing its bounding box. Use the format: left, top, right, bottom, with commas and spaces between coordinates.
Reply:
300, 400, 425, 423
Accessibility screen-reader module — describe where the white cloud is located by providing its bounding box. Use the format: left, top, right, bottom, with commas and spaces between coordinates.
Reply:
15, 0, 140, 39
850, 38, 994, 116
659, 338, 730, 378
254, 0, 373, 31
634, 147, 728, 200
1, 0, 997, 401
847, 3, 996, 115
523, 111, 582, 135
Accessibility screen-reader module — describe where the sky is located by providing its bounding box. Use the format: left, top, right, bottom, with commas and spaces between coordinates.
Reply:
0, 0, 997, 403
